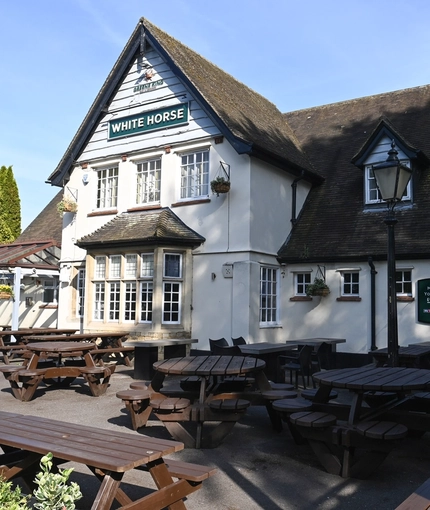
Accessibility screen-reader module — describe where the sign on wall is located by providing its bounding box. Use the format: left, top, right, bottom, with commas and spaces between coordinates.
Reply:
108, 103, 189, 140
417, 278, 430, 323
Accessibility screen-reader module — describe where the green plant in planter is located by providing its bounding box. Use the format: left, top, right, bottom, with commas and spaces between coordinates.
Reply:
0, 284, 13, 298
0, 476, 30, 509
306, 277, 330, 297
210, 176, 231, 196
57, 197, 78, 215
32, 453, 82, 510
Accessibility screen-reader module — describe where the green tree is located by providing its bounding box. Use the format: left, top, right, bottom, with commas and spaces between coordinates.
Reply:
0, 165, 21, 242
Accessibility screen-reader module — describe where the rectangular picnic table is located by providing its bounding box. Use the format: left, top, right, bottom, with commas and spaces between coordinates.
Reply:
0, 410, 215, 510
25, 332, 134, 366
238, 342, 298, 382
370, 345, 430, 368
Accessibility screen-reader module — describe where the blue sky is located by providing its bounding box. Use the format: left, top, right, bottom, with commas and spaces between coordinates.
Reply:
2, 0, 430, 229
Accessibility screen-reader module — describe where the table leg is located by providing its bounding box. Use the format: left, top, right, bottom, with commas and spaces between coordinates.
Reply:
196, 378, 207, 449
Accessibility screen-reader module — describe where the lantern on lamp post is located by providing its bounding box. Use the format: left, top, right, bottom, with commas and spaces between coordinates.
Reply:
371, 140, 413, 367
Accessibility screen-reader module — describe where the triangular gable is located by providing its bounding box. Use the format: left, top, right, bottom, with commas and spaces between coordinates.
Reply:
351, 118, 426, 168
47, 18, 322, 188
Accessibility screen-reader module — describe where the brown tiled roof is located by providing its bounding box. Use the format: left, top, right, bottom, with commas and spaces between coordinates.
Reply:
17, 190, 63, 245
76, 208, 205, 249
47, 18, 321, 187
278, 85, 430, 262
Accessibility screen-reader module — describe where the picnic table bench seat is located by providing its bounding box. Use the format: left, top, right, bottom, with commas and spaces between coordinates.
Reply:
395, 477, 430, 510
116, 389, 153, 430
261, 389, 298, 432
80, 364, 116, 396
90, 345, 135, 366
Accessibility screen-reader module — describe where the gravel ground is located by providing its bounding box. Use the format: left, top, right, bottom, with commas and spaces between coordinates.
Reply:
0, 364, 429, 509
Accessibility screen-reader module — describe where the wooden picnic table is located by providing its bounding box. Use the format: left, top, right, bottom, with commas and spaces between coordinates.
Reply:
0, 341, 115, 400
150, 355, 268, 448
0, 410, 215, 510
370, 345, 430, 368
238, 342, 298, 382
25, 332, 134, 366
292, 366, 430, 478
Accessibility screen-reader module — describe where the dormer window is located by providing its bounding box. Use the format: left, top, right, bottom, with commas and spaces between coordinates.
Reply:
365, 160, 411, 205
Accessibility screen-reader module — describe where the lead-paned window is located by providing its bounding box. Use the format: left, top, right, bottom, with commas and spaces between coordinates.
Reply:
94, 256, 106, 279
109, 255, 121, 278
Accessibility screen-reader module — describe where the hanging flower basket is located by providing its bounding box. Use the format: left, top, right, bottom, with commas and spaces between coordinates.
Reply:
210, 177, 231, 196
57, 196, 78, 215
0, 285, 13, 299
306, 278, 330, 297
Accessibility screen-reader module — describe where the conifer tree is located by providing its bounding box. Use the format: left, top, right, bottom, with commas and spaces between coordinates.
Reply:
0, 165, 21, 243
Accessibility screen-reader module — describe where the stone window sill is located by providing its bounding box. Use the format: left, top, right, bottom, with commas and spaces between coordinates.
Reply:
171, 199, 211, 207
87, 209, 118, 217
336, 296, 362, 302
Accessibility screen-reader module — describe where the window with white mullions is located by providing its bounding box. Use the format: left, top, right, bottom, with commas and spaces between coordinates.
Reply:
295, 273, 311, 296
124, 282, 136, 321
136, 158, 161, 204
260, 267, 278, 324
342, 272, 359, 296
140, 281, 153, 322
108, 282, 120, 321
109, 255, 121, 278
94, 256, 106, 279
94, 282, 105, 320
396, 270, 412, 296
163, 282, 181, 323
97, 166, 118, 208
180, 150, 209, 198
77, 268, 86, 317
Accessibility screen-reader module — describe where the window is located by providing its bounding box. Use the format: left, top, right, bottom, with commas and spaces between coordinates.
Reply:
162, 253, 182, 324
124, 282, 136, 321
180, 150, 209, 199
108, 282, 120, 321
43, 279, 58, 304
295, 273, 311, 296
90, 251, 184, 326
77, 268, 86, 317
136, 158, 161, 204
94, 282, 105, 320
94, 256, 106, 279
365, 162, 411, 204
109, 255, 121, 278
396, 269, 412, 296
260, 267, 278, 325
342, 272, 359, 296
97, 166, 118, 209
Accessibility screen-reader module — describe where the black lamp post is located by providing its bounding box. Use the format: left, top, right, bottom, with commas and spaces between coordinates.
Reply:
372, 141, 413, 367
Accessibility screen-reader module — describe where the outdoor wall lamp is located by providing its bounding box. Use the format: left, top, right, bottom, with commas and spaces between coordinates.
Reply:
371, 140, 413, 367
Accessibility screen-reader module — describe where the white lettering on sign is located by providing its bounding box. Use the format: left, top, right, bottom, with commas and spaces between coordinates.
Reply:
108, 103, 188, 139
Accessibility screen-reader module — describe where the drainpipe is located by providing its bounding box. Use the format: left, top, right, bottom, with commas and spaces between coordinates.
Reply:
291, 171, 305, 225
368, 257, 377, 351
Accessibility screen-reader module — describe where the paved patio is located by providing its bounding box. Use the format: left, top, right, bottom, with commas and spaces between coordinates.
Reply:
0, 364, 429, 509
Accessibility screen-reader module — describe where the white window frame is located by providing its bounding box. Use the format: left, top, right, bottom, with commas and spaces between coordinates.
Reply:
108, 281, 120, 322
109, 255, 121, 279
341, 271, 360, 296
396, 268, 413, 297
140, 281, 153, 323
365, 161, 411, 204
124, 281, 137, 322
295, 272, 312, 296
136, 157, 161, 204
162, 253, 183, 324
76, 267, 86, 318
260, 266, 279, 326
180, 149, 209, 199
94, 282, 105, 321
94, 256, 106, 279
125, 254, 137, 278
96, 166, 118, 209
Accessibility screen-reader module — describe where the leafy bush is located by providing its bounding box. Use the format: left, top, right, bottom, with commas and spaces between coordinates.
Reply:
0, 476, 30, 509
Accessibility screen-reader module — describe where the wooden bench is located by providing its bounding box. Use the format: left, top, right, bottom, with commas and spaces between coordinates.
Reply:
272, 397, 314, 444
301, 388, 338, 401
395, 477, 430, 509
289, 411, 337, 428
162, 458, 217, 482
116, 389, 152, 430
